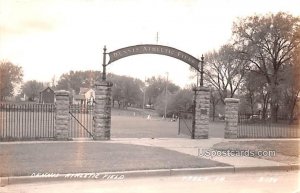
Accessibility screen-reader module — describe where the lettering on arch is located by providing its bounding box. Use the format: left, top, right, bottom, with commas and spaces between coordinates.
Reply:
107, 44, 200, 71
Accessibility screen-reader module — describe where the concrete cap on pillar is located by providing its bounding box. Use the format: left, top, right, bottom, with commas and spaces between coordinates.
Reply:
224, 98, 240, 103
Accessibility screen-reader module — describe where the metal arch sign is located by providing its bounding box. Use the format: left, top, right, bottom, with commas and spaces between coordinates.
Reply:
107, 44, 200, 71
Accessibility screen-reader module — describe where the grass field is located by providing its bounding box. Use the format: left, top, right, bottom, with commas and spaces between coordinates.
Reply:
111, 115, 183, 138
112, 107, 159, 117
111, 107, 225, 138
67, 114, 226, 138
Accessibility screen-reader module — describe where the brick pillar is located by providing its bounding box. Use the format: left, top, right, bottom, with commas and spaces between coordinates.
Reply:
93, 81, 113, 140
194, 87, 210, 139
224, 98, 239, 139
55, 90, 70, 140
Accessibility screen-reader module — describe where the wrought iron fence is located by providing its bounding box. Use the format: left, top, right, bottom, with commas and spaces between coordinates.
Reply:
238, 113, 300, 138
69, 104, 94, 138
0, 103, 55, 140
178, 111, 193, 137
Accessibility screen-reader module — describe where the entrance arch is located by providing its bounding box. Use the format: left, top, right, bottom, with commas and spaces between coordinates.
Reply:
107, 44, 200, 70
93, 44, 210, 140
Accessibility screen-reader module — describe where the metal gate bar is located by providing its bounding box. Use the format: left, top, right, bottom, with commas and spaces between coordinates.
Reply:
69, 104, 94, 138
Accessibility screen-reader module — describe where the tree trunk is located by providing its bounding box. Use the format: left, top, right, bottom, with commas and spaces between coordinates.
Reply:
289, 104, 295, 124
270, 103, 279, 123
288, 93, 299, 124
261, 92, 269, 120
270, 83, 279, 123
250, 95, 254, 115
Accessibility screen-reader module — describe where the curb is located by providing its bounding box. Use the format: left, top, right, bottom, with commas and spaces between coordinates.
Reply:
170, 166, 235, 176
1, 169, 171, 186
1, 164, 299, 186
234, 165, 292, 173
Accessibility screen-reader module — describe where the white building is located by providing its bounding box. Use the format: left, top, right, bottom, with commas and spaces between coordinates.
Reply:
73, 88, 95, 105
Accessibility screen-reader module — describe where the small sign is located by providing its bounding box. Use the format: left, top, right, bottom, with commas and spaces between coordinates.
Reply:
201, 109, 207, 115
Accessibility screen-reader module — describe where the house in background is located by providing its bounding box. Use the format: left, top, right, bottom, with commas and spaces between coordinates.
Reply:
73, 87, 95, 105
39, 87, 55, 104
20, 94, 27, 102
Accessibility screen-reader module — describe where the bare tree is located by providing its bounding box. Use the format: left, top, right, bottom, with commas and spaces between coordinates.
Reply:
233, 12, 300, 122
205, 44, 248, 104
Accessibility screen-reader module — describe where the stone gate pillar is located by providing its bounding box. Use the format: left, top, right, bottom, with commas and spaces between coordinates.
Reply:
55, 90, 70, 140
224, 98, 239, 138
93, 81, 113, 140
193, 87, 210, 139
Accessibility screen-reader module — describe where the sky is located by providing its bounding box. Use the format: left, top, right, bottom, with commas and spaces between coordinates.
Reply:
0, 0, 299, 88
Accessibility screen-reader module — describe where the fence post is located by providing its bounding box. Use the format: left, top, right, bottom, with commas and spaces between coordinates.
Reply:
54, 90, 70, 140
224, 98, 239, 139
193, 87, 210, 139
93, 81, 113, 140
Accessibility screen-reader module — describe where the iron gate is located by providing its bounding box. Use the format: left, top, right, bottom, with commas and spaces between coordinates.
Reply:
178, 111, 194, 138
69, 104, 93, 138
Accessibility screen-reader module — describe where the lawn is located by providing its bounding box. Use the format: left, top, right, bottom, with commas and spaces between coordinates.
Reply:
111, 115, 183, 138
111, 115, 225, 138
0, 142, 228, 177
178, 118, 225, 138
212, 140, 300, 164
